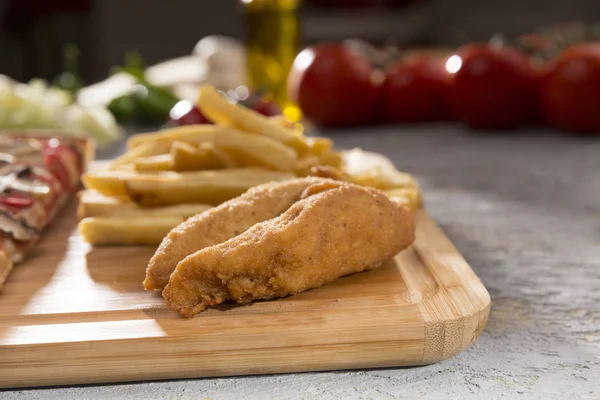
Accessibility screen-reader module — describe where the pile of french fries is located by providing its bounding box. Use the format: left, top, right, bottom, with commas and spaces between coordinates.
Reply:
78, 84, 422, 246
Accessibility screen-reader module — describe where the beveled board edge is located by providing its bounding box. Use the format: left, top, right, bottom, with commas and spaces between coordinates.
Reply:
412, 211, 491, 364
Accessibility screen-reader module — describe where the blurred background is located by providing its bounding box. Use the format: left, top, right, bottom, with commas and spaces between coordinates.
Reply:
0, 0, 598, 146
0, 0, 597, 82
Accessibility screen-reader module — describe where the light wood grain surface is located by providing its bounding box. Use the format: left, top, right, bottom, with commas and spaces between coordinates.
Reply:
0, 199, 489, 389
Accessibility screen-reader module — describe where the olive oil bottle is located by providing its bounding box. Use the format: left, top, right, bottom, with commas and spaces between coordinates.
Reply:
241, 0, 301, 121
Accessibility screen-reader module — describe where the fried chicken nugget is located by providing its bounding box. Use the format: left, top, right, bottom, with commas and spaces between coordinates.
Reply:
144, 178, 326, 290
162, 179, 415, 317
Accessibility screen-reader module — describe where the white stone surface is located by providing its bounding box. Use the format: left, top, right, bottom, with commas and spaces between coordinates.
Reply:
3, 126, 599, 399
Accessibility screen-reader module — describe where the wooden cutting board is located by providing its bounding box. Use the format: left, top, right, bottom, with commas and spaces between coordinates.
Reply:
0, 201, 490, 389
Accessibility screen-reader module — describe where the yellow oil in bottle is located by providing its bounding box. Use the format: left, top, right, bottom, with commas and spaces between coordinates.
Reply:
241, 0, 301, 121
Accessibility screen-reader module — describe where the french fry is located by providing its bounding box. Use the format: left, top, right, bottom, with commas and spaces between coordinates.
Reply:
223, 148, 268, 168
293, 154, 321, 177
110, 140, 171, 170
124, 125, 297, 171
77, 190, 136, 218
308, 165, 345, 181
203, 109, 304, 134
127, 124, 218, 150
319, 151, 344, 169
116, 203, 212, 218
209, 129, 297, 170
134, 154, 173, 172
197, 85, 308, 152
342, 148, 419, 190
347, 170, 419, 190
79, 216, 186, 246
78, 190, 213, 218
268, 115, 304, 133
125, 168, 295, 207
84, 167, 297, 201
384, 188, 423, 211
170, 141, 235, 171
306, 137, 333, 156
82, 170, 141, 196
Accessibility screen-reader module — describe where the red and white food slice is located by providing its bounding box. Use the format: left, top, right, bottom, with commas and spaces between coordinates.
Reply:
0, 133, 94, 288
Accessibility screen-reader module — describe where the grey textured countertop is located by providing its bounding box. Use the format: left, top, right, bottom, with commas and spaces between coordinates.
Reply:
4, 126, 600, 400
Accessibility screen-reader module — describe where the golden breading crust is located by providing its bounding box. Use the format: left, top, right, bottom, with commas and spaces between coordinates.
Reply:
144, 178, 331, 290
161, 179, 415, 317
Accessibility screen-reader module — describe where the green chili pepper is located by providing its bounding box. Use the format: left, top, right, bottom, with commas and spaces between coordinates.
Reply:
107, 94, 137, 123
108, 51, 180, 125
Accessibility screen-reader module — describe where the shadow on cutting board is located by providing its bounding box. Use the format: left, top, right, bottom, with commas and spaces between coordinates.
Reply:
85, 246, 155, 293
140, 256, 413, 326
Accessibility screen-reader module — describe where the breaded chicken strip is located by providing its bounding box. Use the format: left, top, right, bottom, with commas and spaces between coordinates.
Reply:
144, 178, 326, 290
162, 179, 415, 317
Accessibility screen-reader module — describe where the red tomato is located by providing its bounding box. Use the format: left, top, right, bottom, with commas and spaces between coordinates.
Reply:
541, 43, 600, 133
446, 44, 538, 129
249, 99, 281, 117
169, 100, 212, 126
43, 145, 74, 192
0, 192, 34, 210
531, 61, 554, 126
383, 57, 451, 123
288, 44, 381, 127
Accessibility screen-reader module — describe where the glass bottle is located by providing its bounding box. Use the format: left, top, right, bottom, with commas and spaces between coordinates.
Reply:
240, 0, 301, 121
